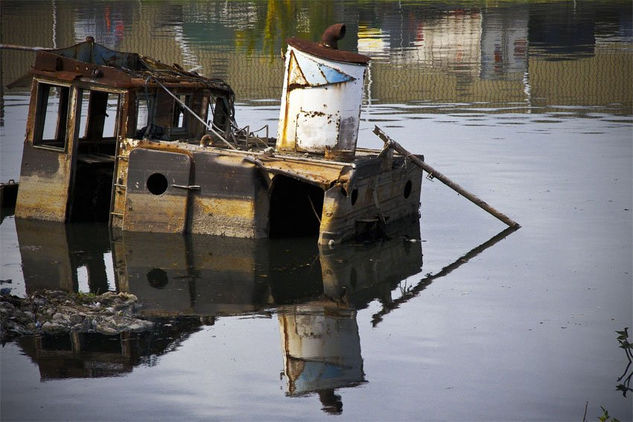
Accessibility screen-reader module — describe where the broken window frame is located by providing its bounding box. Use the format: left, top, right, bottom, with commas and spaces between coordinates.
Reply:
171, 93, 191, 136
32, 80, 72, 152
135, 93, 153, 138
207, 94, 232, 135
76, 87, 123, 143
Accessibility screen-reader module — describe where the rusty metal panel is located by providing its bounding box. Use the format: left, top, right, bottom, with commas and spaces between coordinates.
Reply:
277, 45, 367, 159
189, 152, 269, 237
252, 156, 345, 189
15, 145, 74, 221
192, 152, 262, 199
123, 148, 191, 233
296, 111, 340, 152
15, 80, 78, 222
318, 159, 423, 245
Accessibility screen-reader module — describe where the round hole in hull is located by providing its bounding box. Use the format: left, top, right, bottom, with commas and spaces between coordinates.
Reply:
147, 173, 168, 195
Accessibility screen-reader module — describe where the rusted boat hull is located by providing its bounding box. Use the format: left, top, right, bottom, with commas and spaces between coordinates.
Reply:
109, 140, 422, 245
14, 34, 423, 245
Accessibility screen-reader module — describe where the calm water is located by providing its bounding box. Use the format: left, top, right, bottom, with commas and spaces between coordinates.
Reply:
1, 1, 632, 420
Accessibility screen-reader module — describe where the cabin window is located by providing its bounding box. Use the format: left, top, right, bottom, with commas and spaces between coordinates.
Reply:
134, 94, 166, 139
33, 83, 71, 151
134, 95, 164, 139
135, 96, 150, 136
172, 94, 190, 131
77, 90, 121, 142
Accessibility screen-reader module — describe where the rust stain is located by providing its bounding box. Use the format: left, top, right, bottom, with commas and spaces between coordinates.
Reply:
134, 140, 194, 158
198, 197, 255, 220
124, 192, 187, 233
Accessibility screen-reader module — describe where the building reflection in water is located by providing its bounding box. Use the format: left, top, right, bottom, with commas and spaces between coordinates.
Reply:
2, 2, 630, 112
13, 218, 423, 414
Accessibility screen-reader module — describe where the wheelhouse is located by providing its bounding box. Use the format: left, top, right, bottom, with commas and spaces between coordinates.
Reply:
16, 38, 235, 223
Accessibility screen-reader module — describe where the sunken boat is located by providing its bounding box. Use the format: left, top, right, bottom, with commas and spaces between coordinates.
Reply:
14, 24, 423, 245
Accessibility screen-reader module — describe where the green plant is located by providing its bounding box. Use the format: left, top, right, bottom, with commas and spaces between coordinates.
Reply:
615, 327, 632, 397
598, 406, 620, 422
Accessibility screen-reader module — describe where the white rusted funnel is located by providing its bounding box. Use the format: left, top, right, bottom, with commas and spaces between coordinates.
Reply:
277, 24, 370, 161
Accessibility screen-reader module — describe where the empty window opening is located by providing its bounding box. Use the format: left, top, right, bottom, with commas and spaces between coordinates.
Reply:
136, 96, 150, 134
209, 96, 231, 134
135, 90, 189, 140
269, 176, 324, 238
135, 94, 163, 139
33, 83, 70, 150
78, 90, 120, 142
172, 94, 190, 130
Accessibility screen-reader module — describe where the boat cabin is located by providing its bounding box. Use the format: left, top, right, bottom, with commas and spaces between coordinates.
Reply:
16, 37, 235, 223
15, 30, 423, 245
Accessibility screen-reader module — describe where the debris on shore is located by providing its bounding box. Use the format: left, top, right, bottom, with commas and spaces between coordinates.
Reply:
0, 290, 154, 341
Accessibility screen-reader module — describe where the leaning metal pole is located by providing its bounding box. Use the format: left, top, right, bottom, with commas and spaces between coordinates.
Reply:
373, 125, 520, 228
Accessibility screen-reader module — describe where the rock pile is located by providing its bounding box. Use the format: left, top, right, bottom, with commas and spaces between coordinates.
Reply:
1, 290, 154, 341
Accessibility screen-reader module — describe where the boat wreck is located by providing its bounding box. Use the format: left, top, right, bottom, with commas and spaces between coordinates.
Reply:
14, 25, 423, 245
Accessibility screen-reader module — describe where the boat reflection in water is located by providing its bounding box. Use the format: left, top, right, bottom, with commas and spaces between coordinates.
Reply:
278, 305, 363, 414
14, 218, 423, 413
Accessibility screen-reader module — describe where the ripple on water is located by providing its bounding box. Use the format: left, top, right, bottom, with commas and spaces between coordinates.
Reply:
531, 119, 564, 124
602, 118, 633, 124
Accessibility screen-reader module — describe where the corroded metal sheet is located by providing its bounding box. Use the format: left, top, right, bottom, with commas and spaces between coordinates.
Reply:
15, 80, 77, 222
277, 45, 367, 159
15, 147, 75, 221
296, 111, 340, 152
123, 148, 191, 233
189, 152, 269, 237
252, 156, 347, 189
288, 50, 355, 88
318, 160, 423, 245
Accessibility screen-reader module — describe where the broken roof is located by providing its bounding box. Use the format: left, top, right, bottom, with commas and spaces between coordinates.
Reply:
29, 37, 233, 95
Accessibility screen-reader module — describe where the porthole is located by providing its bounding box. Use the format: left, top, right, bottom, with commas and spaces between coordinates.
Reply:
404, 180, 412, 199
147, 173, 168, 195
147, 268, 168, 289
351, 188, 358, 206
